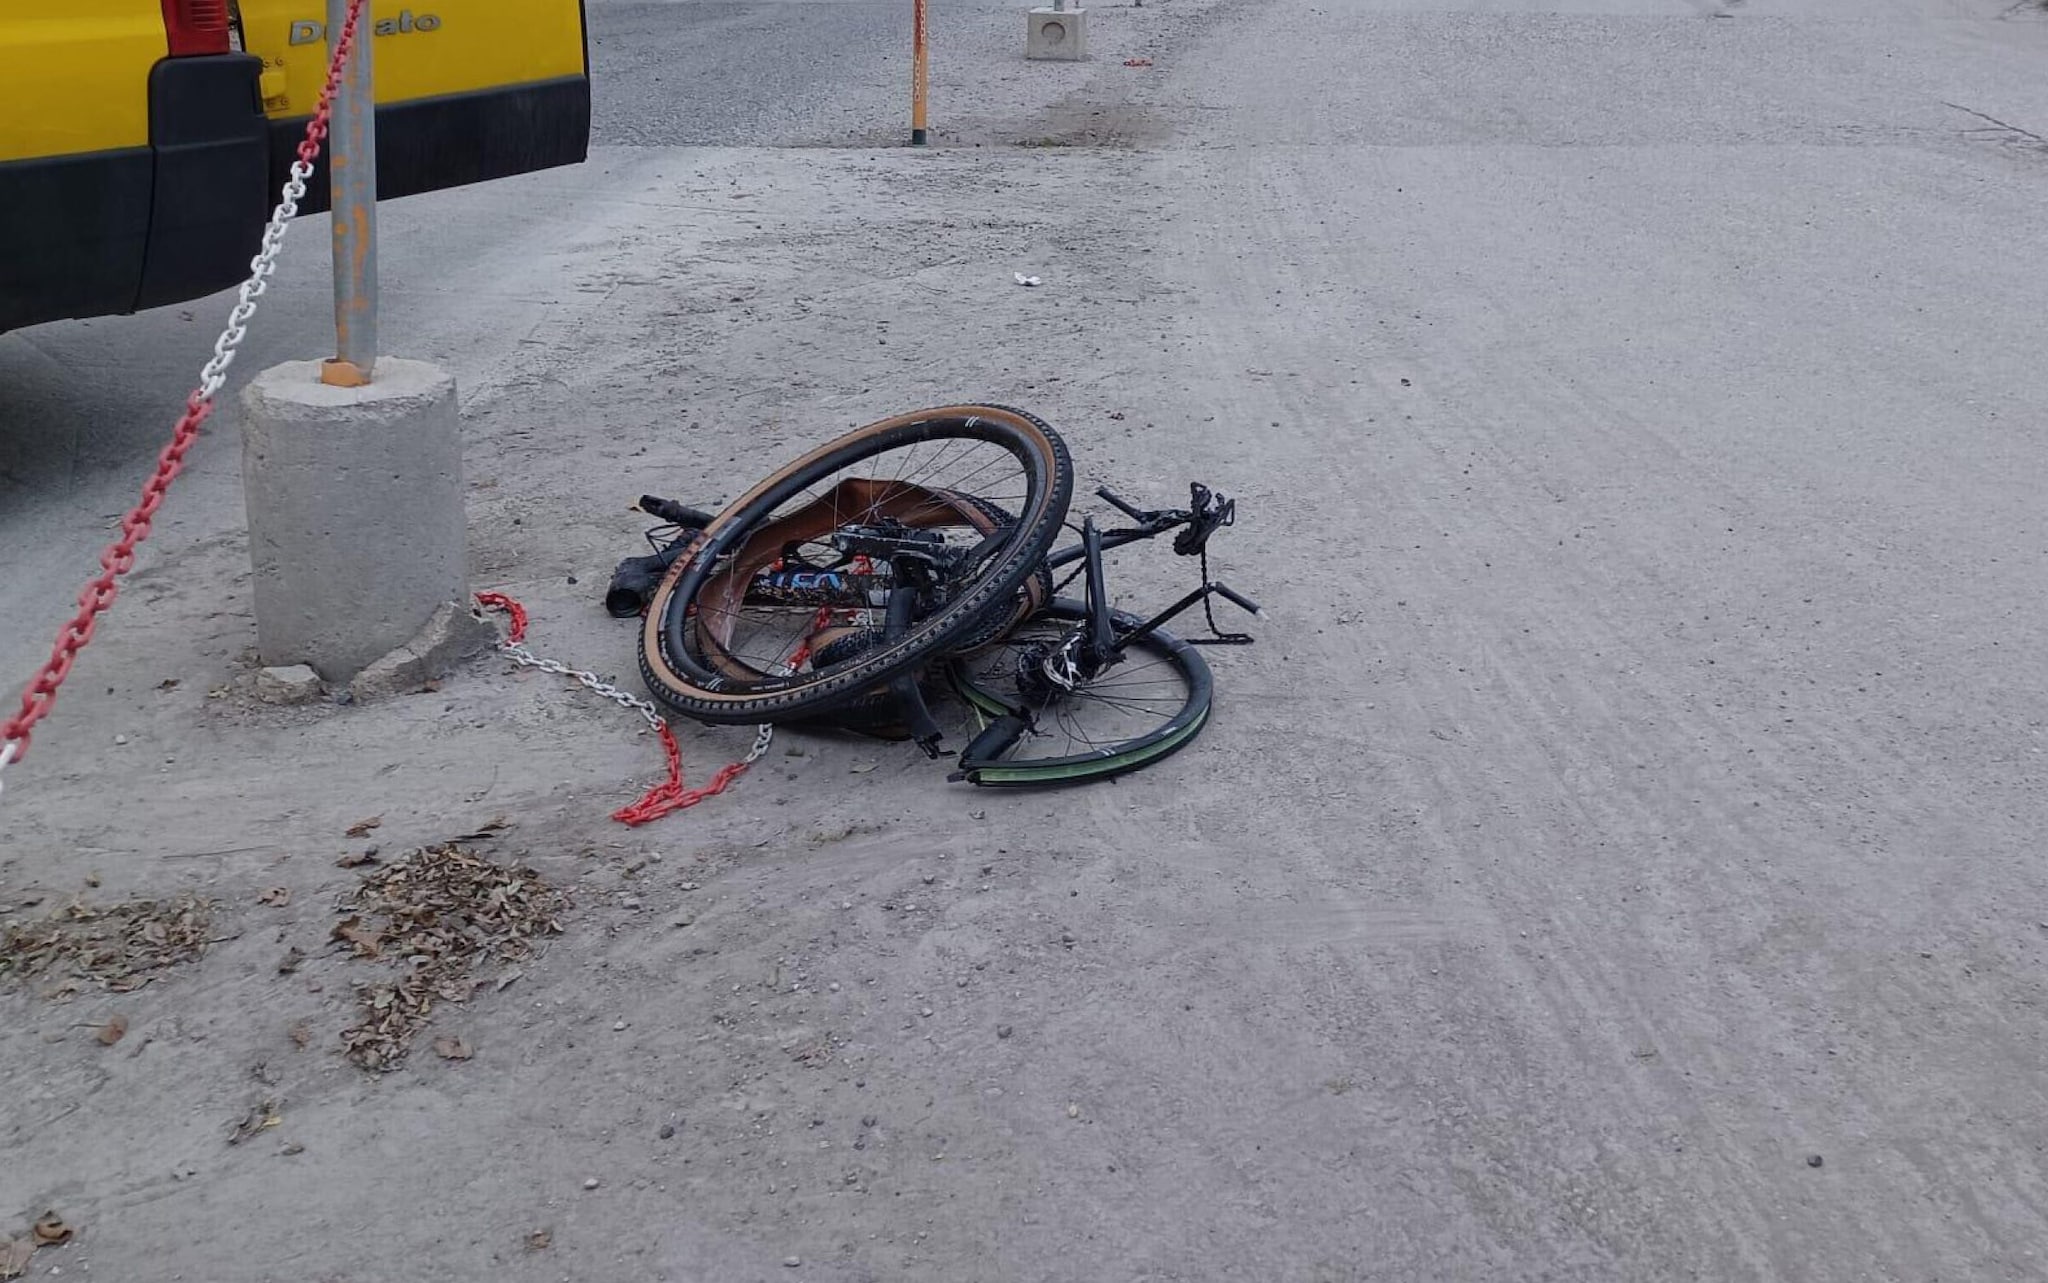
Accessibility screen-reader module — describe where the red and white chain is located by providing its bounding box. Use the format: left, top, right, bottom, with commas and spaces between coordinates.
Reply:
474, 592, 774, 825
0, 0, 368, 802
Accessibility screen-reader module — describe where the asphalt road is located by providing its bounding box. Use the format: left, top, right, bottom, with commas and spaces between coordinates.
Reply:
6, 2, 2048, 1280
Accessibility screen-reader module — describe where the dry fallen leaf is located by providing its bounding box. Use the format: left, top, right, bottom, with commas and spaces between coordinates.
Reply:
525, 1229, 552, 1251
344, 816, 382, 839
96, 1014, 128, 1046
0, 1237, 33, 1279
329, 916, 383, 959
452, 816, 513, 841
227, 1100, 281, 1145
432, 1036, 473, 1061
31, 1214, 74, 1246
257, 886, 291, 907
157, 678, 181, 691
335, 850, 379, 869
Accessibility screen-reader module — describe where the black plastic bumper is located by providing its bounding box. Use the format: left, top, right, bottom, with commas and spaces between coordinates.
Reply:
1, 60, 590, 333
0, 146, 156, 332
272, 75, 592, 216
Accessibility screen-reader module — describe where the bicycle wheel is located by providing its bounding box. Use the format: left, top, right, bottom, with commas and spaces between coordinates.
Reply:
941, 599, 1214, 786
638, 405, 1072, 725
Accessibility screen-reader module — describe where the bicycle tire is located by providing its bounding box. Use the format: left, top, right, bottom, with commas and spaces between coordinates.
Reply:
638, 405, 1073, 726
943, 599, 1214, 786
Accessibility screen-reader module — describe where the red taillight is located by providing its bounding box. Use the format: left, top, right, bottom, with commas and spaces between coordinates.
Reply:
161, 0, 233, 56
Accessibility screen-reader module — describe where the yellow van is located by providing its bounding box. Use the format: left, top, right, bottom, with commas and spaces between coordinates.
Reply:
0, 1, 589, 332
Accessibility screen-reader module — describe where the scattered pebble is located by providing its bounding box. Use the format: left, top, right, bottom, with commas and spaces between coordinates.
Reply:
828, 982, 841, 992
922, 875, 936, 885
1067, 1103, 1081, 1118
681, 882, 700, 891
613, 1019, 628, 1031
920, 1007, 934, 1018
658, 1123, 676, 1140
583, 1178, 600, 1190
955, 977, 968, 988
113, 734, 130, 746
1060, 931, 1076, 946
861, 1115, 877, 1128
621, 895, 643, 910
997, 1024, 1013, 1039
840, 901, 853, 910
783, 1257, 802, 1268
279, 1142, 305, 1156
1806, 1154, 1824, 1168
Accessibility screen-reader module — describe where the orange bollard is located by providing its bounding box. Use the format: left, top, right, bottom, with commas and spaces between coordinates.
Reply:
911, 0, 929, 146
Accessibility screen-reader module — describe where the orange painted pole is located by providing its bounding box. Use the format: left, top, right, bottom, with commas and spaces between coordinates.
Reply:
911, 0, 929, 146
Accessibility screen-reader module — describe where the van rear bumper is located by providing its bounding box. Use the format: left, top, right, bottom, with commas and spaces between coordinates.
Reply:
0, 147, 156, 332
0, 53, 268, 333
1, 65, 590, 333
271, 75, 592, 215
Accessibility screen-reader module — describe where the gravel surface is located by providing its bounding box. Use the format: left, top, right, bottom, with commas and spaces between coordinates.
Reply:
5, 0, 2048, 1279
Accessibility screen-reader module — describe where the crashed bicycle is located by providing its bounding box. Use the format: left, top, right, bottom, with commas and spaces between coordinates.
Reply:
612, 405, 1261, 787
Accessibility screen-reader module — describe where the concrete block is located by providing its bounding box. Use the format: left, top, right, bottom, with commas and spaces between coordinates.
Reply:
1026, 6, 1088, 60
241, 358, 468, 682
255, 664, 324, 705
349, 601, 499, 702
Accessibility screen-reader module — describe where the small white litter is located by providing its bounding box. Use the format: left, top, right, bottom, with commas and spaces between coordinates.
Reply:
1013, 272, 1043, 287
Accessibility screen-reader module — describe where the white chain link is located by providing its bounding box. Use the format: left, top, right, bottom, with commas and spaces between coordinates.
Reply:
0, 741, 16, 802
499, 640, 668, 733
497, 639, 777, 770
198, 158, 315, 400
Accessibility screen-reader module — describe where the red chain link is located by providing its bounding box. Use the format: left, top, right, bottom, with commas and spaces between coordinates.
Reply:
0, 0, 368, 770
611, 723, 755, 826
474, 590, 761, 826
473, 590, 528, 643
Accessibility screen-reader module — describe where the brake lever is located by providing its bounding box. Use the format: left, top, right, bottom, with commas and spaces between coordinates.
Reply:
1100, 485, 1201, 535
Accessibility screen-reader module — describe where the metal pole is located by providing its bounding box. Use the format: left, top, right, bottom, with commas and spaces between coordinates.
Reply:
910, 0, 929, 146
322, 0, 377, 386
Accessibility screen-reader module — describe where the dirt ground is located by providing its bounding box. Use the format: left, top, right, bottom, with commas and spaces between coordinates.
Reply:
8, 1, 2048, 1280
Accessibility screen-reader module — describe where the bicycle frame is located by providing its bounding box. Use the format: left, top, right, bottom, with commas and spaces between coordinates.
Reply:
1047, 487, 1262, 674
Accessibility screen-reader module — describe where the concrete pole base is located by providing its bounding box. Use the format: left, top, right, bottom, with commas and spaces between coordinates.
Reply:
1026, 6, 1088, 60
241, 357, 474, 683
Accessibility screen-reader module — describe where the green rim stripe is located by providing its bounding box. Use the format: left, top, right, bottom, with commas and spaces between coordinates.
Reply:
965, 701, 1209, 784
950, 665, 1015, 718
